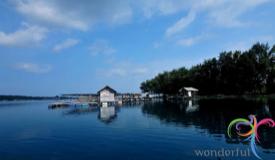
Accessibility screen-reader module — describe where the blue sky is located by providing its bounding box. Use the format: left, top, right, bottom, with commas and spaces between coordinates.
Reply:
0, 0, 275, 96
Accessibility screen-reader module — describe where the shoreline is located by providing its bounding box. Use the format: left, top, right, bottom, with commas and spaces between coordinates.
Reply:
1, 94, 274, 101
0, 95, 58, 101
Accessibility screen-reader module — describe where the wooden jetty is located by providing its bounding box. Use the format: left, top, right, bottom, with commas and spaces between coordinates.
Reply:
50, 85, 199, 108
48, 101, 70, 109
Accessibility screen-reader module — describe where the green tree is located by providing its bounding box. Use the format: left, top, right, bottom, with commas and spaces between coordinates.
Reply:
140, 43, 275, 95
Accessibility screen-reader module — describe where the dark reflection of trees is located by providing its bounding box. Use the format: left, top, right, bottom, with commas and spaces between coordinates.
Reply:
141, 98, 275, 149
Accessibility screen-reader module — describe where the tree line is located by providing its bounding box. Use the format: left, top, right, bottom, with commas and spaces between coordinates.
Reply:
140, 43, 275, 95
0, 95, 57, 101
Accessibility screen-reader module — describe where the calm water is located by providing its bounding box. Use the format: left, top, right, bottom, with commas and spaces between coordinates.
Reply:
0, 98, 274, 160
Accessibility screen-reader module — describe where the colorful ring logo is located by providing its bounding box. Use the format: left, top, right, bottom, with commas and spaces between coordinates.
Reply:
227, 115, 275, 159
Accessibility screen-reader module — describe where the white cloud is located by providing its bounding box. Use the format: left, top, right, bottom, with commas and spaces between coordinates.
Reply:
206, 0, 270, 27
153, 42, 161, 49
256, 35, 274, 43
15, 63, 52, 74
225, 42, 250, 52
99, 67, 148, 78
89, 40, 116, 56
106, 68, 127, 77
96, 60, 149, 78
9, 0, 271, 34
177, 37, 198, 47
177, 34, 208, 47
133, 68, 148, 75
164, 0, 271, 37
165, 11, 196, 37
53, 38, 79, 52
0, 25, 47, 47
225, 35, 275, 51
12, 0, 132, 31
136, 0, 191, 18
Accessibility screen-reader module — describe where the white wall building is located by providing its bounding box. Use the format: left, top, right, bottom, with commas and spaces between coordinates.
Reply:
179, 87, 199, 98
98, 86, 117, 107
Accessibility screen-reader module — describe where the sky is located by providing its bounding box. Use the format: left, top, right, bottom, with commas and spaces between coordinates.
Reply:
0, 0, 275, 96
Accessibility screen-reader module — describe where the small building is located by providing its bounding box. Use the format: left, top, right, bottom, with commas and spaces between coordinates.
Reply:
141, 92, 163, 99
61, 93, 98, 103
60, 85, 143, 106
179, 87, 199, 98
78, 94, 98, 102
119, 93, 142, 102
98, 85, 117, 107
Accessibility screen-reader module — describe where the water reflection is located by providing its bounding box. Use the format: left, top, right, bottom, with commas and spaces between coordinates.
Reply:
181, 99, 199, 113
142, 98, 275, 150
64, 107, 98, 115
49, 105, 119, 124
47, 97, 275, 152
98, 106, 117, 123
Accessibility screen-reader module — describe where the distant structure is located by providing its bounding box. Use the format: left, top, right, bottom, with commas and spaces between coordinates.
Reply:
179, 87, 199, 98
61, 93, 98, 102
141, 92, 163, 100
78, 94, 98, 103
53, 85, 199, 109
97, 85, 117, 107
60, 85, 142, 107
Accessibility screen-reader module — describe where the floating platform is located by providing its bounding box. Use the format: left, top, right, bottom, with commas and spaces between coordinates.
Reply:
48, 101, 70, 109
49, 101, 99, 109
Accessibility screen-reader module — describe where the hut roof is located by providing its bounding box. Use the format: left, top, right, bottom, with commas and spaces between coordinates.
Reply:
179, 87, 199, 92
97, 85, 117, 94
